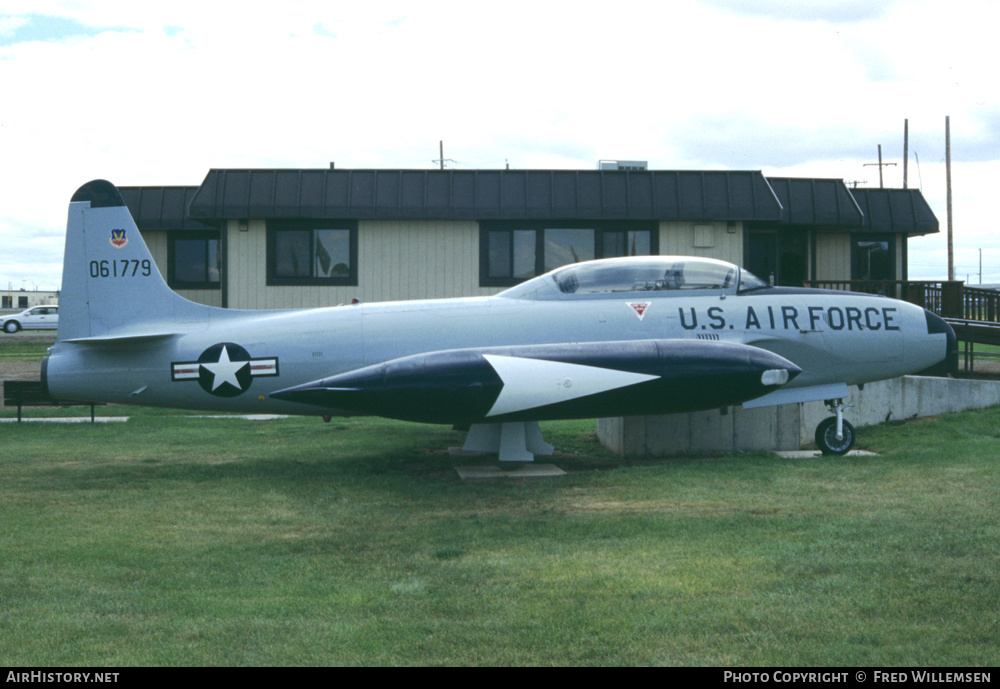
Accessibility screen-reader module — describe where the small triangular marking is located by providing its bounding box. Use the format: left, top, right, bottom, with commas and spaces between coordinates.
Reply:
627, 301, 651, 321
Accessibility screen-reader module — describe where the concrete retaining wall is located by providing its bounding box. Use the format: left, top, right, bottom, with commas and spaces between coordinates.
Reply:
596, 376, 1000, 456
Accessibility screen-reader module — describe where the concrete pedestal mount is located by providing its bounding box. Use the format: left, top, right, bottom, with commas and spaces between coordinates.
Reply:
597, 376, 1000, 456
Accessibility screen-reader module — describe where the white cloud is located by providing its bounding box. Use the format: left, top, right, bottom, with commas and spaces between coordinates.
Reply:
1, 0, 998, 289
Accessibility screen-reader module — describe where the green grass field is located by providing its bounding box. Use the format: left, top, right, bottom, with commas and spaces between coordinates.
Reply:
2, 334, 998, 666
0, 335, 53, 362
2, 404, 998, 666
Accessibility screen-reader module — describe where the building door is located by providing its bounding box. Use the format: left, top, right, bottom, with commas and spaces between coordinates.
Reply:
747, 232, 778, 285
778, 232, 807, 287
747, 231, 807, 287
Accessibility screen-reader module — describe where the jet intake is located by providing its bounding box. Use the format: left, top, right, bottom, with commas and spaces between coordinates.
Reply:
270, 340, 800, 425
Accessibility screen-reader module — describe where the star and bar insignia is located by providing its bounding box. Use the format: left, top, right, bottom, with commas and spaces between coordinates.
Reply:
172, 343, 279, 397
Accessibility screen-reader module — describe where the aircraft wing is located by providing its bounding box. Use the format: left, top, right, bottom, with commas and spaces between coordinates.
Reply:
741, 382, 850, 409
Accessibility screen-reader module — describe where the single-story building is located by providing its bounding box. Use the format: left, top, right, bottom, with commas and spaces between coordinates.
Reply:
2, 289, 60, 311
121, 168, 938, 310
119, 167, 940, 456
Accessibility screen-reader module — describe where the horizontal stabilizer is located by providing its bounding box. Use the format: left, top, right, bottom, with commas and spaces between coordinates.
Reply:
62, 332, 181, 345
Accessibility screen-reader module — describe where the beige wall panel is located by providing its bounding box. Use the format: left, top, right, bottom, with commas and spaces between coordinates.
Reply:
658, 221, 742, 265
358, 220, 501, 303
814, 233, 852, 281
226, 219, 266, 310
176, 289, 223, 307
225, 219, 503, 311
225, 219, 246, 309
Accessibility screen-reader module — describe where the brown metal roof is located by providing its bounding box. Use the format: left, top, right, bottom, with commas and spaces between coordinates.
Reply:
121, 170, 939, 237
187, 169, 784, 222
764, 177, 864, 228
848, 187, 939, 236
119, 186, 213, 231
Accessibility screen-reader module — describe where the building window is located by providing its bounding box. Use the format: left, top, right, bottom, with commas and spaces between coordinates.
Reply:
487, 229, 537, 281
853, 235, 895, 281
544, 228, 595, 271
168, 232, 221, 289
267, 222, 358, 286
480, 222, 657, 286
601, 229, 651, 260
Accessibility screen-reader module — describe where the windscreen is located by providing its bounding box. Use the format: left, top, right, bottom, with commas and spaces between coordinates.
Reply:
737, 269, 771, 292
552, 258, 737, 294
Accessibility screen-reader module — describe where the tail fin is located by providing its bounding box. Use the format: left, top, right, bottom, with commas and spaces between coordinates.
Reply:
58, 180, 213, 342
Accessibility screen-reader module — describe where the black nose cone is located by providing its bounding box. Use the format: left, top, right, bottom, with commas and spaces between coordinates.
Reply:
924, 310, 958, 376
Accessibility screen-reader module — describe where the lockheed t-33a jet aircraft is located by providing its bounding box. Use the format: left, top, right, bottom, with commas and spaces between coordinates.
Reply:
43, 180, 957, 460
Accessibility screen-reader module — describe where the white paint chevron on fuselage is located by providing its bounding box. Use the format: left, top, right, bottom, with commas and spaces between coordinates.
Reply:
482, 354, 658, 418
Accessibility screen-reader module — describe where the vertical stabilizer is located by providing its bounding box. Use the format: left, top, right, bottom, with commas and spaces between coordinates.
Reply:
58, 180, 213, 341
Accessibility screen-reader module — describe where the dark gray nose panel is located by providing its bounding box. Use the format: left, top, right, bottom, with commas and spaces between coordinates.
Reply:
924, 310, 958, 375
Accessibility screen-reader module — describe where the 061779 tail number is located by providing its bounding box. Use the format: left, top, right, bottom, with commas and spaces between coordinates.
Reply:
89, 259, 151, 279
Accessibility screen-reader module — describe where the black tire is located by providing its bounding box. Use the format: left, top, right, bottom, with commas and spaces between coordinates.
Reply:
815, 416, 854, 455
3, 321, 20, 333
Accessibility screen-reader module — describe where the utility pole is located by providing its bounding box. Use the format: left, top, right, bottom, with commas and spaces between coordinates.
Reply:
903, 119, 909, 189
946, 116, 954, 281
863, 145, 896, 188
433, 141, 455, 170
878, 144, 884, 188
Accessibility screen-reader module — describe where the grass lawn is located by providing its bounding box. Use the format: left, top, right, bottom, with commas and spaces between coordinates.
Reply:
1, 401, 998, 666
0, 335, 54, 362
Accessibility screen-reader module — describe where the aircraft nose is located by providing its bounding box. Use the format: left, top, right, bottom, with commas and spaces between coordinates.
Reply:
924, 309, 959, 376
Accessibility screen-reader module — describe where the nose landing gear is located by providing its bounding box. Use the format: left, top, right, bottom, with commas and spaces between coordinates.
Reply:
815, 399, 855, 455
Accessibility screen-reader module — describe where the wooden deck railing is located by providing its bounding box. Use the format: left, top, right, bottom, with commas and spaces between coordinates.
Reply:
805, 280, 997, 322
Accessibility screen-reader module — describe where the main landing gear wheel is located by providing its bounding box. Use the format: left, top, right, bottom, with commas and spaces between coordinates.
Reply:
815, 416, 855, 455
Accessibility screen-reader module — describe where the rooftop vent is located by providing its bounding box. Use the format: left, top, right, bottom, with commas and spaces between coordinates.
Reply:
598, 160, 648, 171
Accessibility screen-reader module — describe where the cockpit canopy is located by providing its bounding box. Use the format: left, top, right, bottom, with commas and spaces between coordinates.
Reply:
497, 256, 770, 300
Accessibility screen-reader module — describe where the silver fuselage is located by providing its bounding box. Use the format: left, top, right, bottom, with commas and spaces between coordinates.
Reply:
45, 286, 948, 415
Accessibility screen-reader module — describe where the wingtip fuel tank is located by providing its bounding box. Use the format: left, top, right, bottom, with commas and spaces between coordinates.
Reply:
270, 340, 801, 424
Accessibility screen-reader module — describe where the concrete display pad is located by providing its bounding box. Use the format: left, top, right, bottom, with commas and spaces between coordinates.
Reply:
455, 464, 566, 481
0, 416, 129, 423
774, 450, 878, 458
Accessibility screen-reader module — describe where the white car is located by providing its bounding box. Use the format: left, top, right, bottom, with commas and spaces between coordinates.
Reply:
1, 305, 59, 333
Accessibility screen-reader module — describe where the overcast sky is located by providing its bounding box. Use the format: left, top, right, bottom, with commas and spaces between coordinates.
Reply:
2, 0, 998, 291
